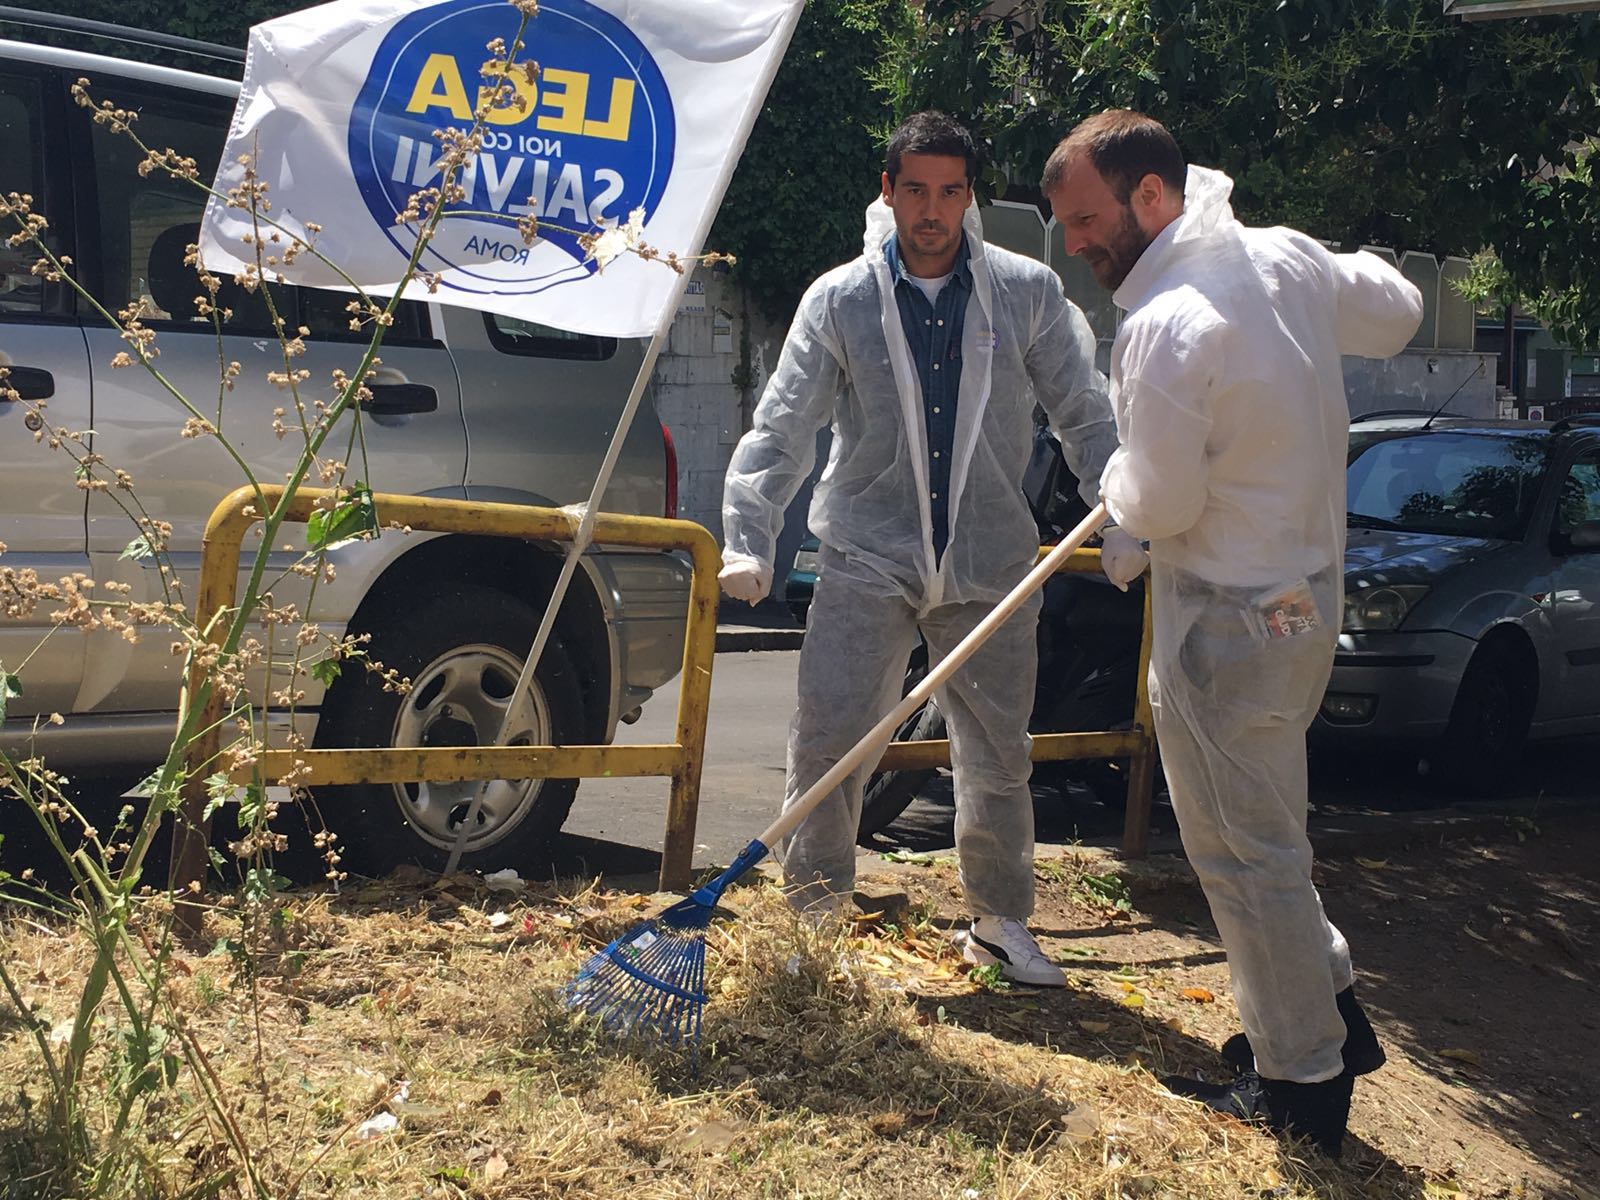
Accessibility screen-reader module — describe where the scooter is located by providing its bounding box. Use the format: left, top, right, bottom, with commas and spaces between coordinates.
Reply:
855, 424, 1149, 843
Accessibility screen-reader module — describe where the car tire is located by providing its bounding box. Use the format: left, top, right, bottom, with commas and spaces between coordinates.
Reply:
306, 581, 584, 878
1432, 638, 1534, 796
857, 699, 945, 844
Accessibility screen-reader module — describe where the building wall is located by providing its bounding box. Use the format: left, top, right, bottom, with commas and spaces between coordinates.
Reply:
648, 267, 745, 534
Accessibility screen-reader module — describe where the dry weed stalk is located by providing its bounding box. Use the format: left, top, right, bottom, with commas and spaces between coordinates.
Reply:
0, 3, 728, 1192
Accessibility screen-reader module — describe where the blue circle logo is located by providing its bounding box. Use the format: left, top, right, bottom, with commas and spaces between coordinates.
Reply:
349, 0, 676, 295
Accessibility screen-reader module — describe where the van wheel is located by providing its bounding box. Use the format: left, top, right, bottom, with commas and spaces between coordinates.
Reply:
309, 582, 583, 877
1432, 638, 1534, 796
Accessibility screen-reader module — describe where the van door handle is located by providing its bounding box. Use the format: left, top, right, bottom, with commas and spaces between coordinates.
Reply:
361, 382, 437, 415
1, 366, 54, 401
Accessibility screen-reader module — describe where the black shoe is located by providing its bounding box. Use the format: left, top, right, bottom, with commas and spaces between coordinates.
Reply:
1163, 1070, 1353, 1158
1219, 985, 1385, 1076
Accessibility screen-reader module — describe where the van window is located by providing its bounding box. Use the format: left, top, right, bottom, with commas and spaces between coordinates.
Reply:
485, 312, 616, 360
0, 73, 48, 315
84, 79, 430, 342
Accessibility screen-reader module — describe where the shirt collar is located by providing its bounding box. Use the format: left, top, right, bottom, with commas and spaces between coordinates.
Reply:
885, 232, 972, 291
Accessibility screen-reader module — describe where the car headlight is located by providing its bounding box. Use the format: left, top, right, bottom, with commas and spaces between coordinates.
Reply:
1342, 585, 1430, 632
791, 549, 820, 575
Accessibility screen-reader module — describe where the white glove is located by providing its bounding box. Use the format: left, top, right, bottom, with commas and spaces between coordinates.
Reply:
1099, 526, 1149, 592
718, 559, 773, 605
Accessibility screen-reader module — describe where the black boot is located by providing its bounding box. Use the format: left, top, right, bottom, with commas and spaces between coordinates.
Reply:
1162, 1070, 1354, 1158
1219, 985, 1385, 1076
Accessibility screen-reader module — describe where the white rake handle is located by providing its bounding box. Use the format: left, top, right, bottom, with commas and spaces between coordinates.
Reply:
756, 501, 1109, 851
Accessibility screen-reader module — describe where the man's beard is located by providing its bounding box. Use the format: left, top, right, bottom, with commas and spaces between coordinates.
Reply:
1084, 205, 1153, 291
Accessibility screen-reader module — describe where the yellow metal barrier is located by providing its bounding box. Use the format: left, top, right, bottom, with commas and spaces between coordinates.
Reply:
873, 546, 1158, 857
169, 485, 721, 901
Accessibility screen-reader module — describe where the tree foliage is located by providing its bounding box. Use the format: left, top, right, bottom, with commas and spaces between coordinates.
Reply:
882, 0, 1600, 337
48, 1, 293, 74
709, 0, 909, 322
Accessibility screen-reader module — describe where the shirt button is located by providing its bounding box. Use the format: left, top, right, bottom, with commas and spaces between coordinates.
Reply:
932, 406, 941, 414
925, 319, 931, 326
931, 492, 939, 499
933, 451, 941, 458
933, 363, 940, 370
937, 319, 945, 326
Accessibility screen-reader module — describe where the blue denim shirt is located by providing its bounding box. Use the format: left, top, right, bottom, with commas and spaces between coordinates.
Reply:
885, 233, 972, 562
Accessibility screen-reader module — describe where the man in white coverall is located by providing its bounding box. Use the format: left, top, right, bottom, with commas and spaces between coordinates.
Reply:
1043, 109, 1423, 1156
719, 111, 1143, 986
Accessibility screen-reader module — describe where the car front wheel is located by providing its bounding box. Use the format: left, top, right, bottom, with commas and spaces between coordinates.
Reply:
1431, 638, 1534, 796
308, 581, 583, 877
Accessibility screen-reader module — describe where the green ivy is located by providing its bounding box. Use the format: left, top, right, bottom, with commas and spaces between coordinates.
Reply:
710, 0, 909, 323
880, 0, 1600, 337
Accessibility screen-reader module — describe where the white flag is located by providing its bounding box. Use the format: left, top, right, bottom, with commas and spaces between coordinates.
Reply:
200, 0, 802, 338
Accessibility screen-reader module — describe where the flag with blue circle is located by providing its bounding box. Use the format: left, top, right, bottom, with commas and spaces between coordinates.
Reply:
201, 0, 802, 338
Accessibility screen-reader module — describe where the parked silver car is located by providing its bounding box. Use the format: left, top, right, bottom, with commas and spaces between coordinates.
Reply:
1312, 414, 1600, 790
0, 28, 690, 873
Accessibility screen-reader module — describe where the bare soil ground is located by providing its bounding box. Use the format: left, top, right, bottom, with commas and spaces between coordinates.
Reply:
0, 804, 1593, 1199
861, 802, 1600, 1199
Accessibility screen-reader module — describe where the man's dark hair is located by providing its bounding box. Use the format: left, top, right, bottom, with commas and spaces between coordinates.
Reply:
885, 111, 980, 186
1040, 109, 1185, 203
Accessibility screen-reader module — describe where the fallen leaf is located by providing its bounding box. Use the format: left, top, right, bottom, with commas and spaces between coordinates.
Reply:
482, 1150, 509, 1183
869, 1111, 906, 1137
1463, 925, 1489, 942
1059, 1103, 1100, 1142
1438, 1048, 1482, 1068
1120, 992, 1146, 1009
680, 1119, 746, 1154
1180, 987, 1215, 1003
1078, 1020, 1112, 1035
1162, 1017, 1186, 1034
486, 911, 512, 930
907, 1106, 939, 1126
1261, 1167, 1283, 1188
478, 1089, 502, 1108
1355, 857, 1389, 870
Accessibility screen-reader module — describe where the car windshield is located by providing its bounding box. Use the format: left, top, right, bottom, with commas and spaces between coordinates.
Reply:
1346, 431, 1550, 540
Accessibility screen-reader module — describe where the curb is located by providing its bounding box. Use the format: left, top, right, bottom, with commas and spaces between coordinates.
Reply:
715, 627, 805, 652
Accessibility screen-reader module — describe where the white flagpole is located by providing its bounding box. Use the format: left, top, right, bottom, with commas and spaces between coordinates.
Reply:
439, 2, 803, 874
440, 289, 684, 875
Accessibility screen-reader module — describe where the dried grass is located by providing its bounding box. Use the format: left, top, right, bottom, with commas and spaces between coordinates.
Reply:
0, 875, 1392, 1199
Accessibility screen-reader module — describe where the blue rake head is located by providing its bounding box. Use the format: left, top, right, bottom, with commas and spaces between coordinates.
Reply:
561, 838, 770, 1053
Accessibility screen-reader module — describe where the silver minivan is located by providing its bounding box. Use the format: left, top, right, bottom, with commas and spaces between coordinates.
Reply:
0, 29, 690, 874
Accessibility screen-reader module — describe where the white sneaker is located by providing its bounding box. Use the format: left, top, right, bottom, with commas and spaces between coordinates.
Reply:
961, 916, 1067, 987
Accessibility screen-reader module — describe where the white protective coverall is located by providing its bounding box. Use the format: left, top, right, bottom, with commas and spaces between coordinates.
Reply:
723, 198, 1119, 917
1099, 165, 1423, 1082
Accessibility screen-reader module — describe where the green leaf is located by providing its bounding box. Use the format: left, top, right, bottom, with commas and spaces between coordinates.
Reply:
0, 670, 20, 723
120, 536, 155, 561
311, 657, 342, 688
203, 773, 237, 821
305, 483, 379, 553
238, 783, 265, 828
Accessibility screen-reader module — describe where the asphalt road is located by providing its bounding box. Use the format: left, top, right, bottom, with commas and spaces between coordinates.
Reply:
556, 645, 1600, 883
565, 649, 798, 866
